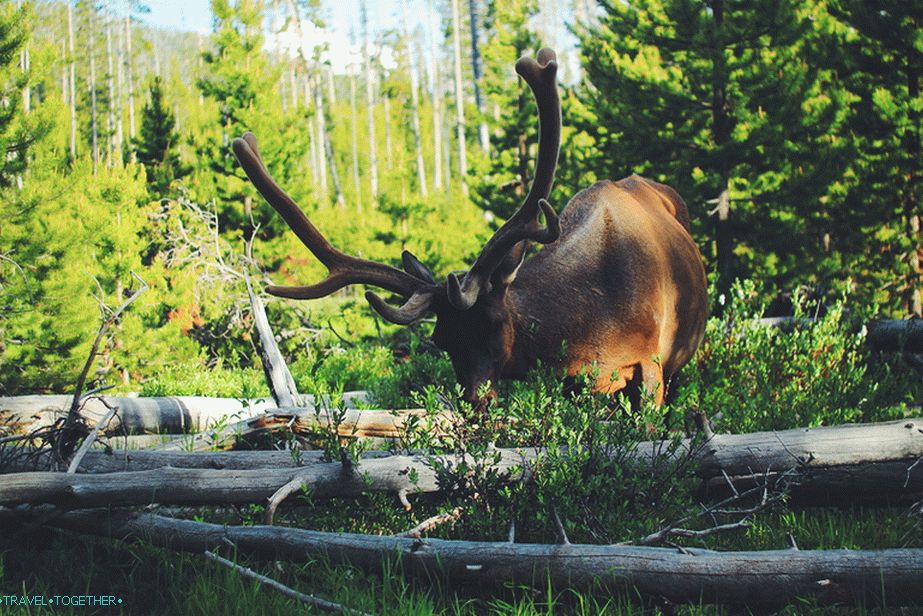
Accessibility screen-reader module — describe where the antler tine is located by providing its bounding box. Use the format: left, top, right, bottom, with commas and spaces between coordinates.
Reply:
232, 132, 426, 301
448, 48, 562, 310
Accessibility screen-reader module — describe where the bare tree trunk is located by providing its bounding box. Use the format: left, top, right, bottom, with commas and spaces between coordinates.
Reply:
402, 4, 428, 197
383, 89, 393, 169
349, 73, 363, 211
312, 76, 330, 199
325, 66, 336, 105
124, 9, 136, 148
67, 1, 77, 161
467, 0, 489, 153
19, 42, 29, 114
318, 81, 345, 208
361, 0, 378, 204
115, 19, 125, 160
105, 22, 118, 167
89, 18, 99, 173
428, 2, 443, 190
450, 0, 468, 194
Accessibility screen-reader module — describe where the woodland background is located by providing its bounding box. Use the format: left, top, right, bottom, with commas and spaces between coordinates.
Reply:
0, 0, 919, 396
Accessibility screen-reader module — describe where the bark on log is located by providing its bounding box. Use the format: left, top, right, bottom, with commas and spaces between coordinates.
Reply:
754, 317, 922, 352
152, 406, 443, 452
0, 392, 369, 436
2, 418, 921, 508
2, 448, 398, 474
48, 510, 923, 609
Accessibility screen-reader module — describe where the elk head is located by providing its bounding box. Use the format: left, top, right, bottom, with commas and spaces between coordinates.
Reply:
233, 49, 562, 408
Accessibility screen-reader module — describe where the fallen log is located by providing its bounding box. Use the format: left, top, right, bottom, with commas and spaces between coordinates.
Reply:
753, 317, 922, 352
0, 392, 370, 436
2, 448, 396, 474
152, 406, 448, 451
47, 510, 923, 609
2, 418, 921, 508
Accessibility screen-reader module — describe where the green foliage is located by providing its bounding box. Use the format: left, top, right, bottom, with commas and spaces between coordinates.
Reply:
131, 76, 190, 196
138, 359, 268, 398
675, 280, 919, 432
469, 0, 544, 220
578, 0, 847, 299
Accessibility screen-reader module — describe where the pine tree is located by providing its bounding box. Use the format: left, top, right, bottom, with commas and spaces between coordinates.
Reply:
0, 1, 34, 186
470, 0, 542, 219
578, 0, 837, 300
131, 76, 189, 196
823, 1, 921, 315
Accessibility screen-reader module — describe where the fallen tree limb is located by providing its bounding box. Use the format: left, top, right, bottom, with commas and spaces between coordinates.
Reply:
47, 510, 923, 609
754, 317, 922, 352
2, 418, 922, 508
204, 550, 368, 615
0, 392, 370, 436
246, 275, 302, 408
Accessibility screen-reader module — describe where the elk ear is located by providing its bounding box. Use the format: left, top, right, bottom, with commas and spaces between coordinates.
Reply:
490, 242, 527, 290
401, 250, 436, 284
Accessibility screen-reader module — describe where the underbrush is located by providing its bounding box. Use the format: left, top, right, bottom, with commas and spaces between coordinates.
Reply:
2, 507, 920, 615
10, 282, 919, 613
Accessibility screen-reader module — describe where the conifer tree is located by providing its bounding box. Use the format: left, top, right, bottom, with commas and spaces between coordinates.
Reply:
578, 0, 837, 300
824, 1, 920, 315
470, 0, 542, 219
132, 76, 189, 196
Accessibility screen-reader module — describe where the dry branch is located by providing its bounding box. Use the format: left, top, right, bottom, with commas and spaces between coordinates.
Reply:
48, 510, 923, 609
2, 418, 922, 508
204, 550, 368, 615
245, 275, 302, 408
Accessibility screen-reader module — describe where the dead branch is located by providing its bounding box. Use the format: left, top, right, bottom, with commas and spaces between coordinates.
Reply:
66, 399, 118, 474
204, 550, 368, 615
396, 508, 463, 538
245, 275, 302, 408
48, 510, 923, 610
52, 273, 148, 467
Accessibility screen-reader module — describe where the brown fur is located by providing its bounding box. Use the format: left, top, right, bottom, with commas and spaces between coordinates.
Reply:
432, 175, 708, 406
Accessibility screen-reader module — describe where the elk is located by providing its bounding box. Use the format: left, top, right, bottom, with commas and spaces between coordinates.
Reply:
233, 49, 708, 409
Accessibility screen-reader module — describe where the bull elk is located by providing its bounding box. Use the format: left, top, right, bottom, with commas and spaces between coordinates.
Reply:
233, 48, 708, 409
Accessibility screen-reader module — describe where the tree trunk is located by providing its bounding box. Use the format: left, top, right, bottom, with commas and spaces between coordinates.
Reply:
349, 73, 363, 210
67, 1, 77, 161
361, 0, 378, 203
47, 511, 923, 609
428, 2, 443, 191
0, 392, 369, 436
320, 83, 346, 208
246, 278, 302, 408
711, 0, 733, 303
467, 0, 489, 153
383, 89, 393, 169
89, 18, 99, 173
450, 0, 468, 195
4, 417, 921, 506
105, 22, 117, 167
402, 4, 428, 197
124, 10, 136, 147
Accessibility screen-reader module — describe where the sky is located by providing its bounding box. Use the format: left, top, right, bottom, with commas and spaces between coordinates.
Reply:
142, 0, 579, 77
143, 1, 449, 73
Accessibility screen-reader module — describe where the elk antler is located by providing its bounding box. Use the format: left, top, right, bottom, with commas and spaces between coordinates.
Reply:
448, 48, 562, 310
232, 132, 435, 322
